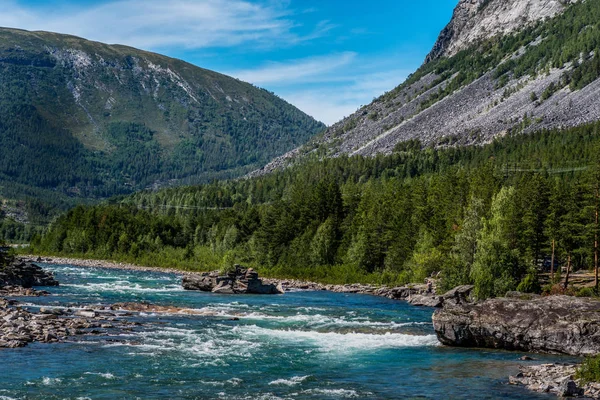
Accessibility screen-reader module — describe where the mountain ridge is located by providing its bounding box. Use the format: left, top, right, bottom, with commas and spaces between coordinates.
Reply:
251, 0, 599, 177
425, 0, 579, 62
0, 27, 325, 207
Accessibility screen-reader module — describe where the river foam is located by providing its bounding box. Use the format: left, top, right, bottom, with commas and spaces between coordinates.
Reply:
64, 282, 182, 294
269, 375, 312, 386
235, 325, 439, 352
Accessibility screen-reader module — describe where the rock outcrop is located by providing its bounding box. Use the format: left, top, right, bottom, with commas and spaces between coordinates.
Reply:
425, 0, 578, 62
182, 266, 284, 295
0, 259, 59, 288
433, 295, 600, 356
404, 285, 474, 308
509, 363, 600, 398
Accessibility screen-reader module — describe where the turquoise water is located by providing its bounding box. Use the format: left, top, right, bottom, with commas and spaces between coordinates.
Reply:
0, 264, 569, 399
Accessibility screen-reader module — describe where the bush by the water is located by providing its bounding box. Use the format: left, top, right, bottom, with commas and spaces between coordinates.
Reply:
577, 355, 600, 384
516, 269, 541, 294
576, 287, 599, 298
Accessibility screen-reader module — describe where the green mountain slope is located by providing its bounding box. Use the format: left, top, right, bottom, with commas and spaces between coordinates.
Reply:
0, 28, 325, 207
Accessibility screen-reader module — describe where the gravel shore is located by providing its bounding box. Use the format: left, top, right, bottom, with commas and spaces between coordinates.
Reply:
26, 256, 439, 303
27, 256, 185, 276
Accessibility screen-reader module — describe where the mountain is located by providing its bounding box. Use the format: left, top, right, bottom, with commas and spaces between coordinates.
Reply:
0, 28, 325, 208
425, 0, 579, 62
253, 0, 600, 175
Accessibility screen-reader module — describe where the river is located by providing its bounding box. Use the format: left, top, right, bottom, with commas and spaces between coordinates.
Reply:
0, 264, 570, 399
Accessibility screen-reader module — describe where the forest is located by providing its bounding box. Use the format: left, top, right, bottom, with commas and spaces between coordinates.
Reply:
31, 122, 600, 299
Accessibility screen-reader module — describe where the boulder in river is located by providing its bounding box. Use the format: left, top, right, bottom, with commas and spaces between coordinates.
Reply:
182, 266, 284, 295
0, 259, 59, 288
433, 295, 600, 356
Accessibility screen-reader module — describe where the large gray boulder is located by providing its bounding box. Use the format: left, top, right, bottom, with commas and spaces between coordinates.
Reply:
433, 295, 600, 356
182, 266, 284, 295
441, 285, 474, 305
182, 272, 219, 292
408, 294, 444, 308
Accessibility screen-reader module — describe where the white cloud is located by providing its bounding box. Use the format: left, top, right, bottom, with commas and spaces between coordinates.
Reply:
278, 67, 410, 125
284, 91, 359, 126
0, 0, 327, 50
226, 52, 357, 85
225, 53, 411, 124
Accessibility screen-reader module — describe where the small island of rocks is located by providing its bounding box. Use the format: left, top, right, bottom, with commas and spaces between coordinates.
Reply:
182, 265, 284, 295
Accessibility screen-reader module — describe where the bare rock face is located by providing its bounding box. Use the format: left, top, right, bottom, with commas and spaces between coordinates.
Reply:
426, 0, 579, 62
433, 295, 600, 356
182, 266, 284, 295
407, 294, 444, 307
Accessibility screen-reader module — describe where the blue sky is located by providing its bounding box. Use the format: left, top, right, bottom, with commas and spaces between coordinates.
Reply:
1, 0, 457, 124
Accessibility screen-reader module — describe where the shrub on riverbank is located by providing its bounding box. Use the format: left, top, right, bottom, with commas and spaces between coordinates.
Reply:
577, 355, 600, 385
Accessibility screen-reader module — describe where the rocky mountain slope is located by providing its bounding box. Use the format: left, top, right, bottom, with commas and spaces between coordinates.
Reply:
425, 0, 579, 62
0, 28, 324, 206
253, 0, 600, 176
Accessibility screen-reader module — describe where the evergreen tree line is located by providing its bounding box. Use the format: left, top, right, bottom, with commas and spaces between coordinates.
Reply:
31, 122, 600, 299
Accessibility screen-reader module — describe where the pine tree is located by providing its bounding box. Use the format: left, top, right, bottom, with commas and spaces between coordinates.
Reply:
557, 182, 590, 289
545, 178, 566, 280
520, 174, 550, 265
0, 239, 12, 267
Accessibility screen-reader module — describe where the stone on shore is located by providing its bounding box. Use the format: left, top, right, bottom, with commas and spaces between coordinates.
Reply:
0, 260, 143, 349
509, 363, 600, 398
0, 298, 138, 348
75, 309, 97, 318
408, 294, 444, 307
433, 295, 600, 356
441, 285, 474, 305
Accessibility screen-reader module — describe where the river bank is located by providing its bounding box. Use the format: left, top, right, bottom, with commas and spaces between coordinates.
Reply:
0, 258, 141, 348
26, 255, 445, 305
24, 255, 187, 275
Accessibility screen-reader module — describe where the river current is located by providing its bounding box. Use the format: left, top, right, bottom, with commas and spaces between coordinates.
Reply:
0, 264, 569, 399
